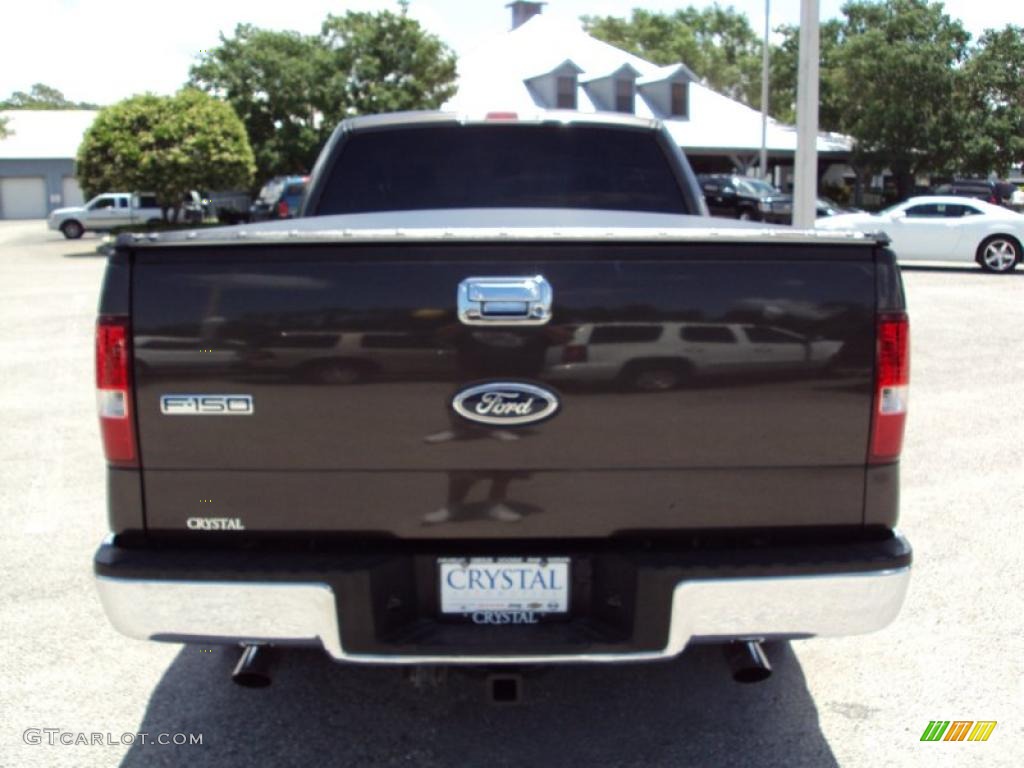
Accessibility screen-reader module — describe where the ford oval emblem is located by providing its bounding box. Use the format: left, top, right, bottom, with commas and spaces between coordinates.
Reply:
452, 382, 560, 427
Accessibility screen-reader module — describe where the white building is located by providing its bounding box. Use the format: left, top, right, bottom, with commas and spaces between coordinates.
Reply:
446, 3, 852, 180
0, 110, 97, 219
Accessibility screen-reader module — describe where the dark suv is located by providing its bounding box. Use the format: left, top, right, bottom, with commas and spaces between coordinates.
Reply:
931, 178, 1016, 208
249, 176, 309, 222
698, 174, 793, 223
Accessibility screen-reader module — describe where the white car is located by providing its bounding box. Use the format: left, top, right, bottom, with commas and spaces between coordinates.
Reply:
815, 195, 1024, 273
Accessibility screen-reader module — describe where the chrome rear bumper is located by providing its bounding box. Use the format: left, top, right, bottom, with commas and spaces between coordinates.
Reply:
96, 566, 910, 665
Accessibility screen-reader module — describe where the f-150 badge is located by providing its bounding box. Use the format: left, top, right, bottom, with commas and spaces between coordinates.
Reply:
451, 382, 559, 426
160, 395, 253, 415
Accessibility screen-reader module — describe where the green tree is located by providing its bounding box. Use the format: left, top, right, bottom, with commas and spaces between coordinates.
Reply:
189, 4, 457, 184
76, 90, 255, 221
0, 83, 99, 109
189, 25, 327, 183
833, 0, 970, 198
957, 25, 1024, 176
319, 8, 457, 117
0, 115, 9, 139
769, 20, 844, 129
583, 5, 763, 106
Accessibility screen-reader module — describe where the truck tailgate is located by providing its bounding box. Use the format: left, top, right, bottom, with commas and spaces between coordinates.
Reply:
131, 241, 877, 536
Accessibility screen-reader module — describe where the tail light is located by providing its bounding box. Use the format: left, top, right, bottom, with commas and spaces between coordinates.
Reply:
485, 111, 519, 121
277, 199, 290, 218
96, 316, 137, 466
562, 344, 588, 364
869, 313, 909, 464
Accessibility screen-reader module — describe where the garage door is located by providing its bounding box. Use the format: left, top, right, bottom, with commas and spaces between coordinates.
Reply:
62, 176, 84, 207
0, 177, 47, 219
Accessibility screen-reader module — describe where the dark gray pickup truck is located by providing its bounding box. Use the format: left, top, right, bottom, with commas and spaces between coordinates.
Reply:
93, 112, 911, 686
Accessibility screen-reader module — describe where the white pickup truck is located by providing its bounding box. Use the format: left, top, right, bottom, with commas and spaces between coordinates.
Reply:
48, 192, 200, 239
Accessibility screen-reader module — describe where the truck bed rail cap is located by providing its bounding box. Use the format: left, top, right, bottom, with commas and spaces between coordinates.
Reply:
123, 209, 881, 249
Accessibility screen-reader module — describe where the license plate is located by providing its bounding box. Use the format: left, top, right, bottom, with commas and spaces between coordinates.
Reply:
438, 557, 570, 615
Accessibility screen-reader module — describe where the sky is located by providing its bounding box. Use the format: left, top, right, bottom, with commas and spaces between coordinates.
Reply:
0, 0, 1019, 106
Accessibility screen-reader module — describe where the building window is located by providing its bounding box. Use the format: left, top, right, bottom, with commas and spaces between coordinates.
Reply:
615, 79, 634, 113
556, 76, 577, 109
670, 82, 688, 117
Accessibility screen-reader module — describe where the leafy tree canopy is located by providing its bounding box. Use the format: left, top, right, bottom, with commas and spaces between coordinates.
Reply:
189, 25, 325, 185
833, 0, 970, 193
956, 25, 1024, 175
319, 9, 458, 116
76, 90, 255, 219
0, 83, 99, 110
189, 4, 457, 184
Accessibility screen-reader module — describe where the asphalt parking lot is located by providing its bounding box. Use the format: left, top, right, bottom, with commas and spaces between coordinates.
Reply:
1, 218, 1021, 767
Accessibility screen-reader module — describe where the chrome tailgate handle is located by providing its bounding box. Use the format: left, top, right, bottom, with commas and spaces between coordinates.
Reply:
457, 276, 553, 326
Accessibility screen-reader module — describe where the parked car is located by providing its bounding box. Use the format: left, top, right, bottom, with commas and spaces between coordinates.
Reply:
203, 190, 252, 225
249, 176, 309, 221
93, 112, 910, 683
931, 178, 1017, 209
1010, 185, 1024, 213
48, 192, 200, 239
698, 174, 792, 223
816, 196, 858, 217
816, 195, 1024, 272
260, 330, 458, 384
543, 322, 842, 391
179, 191, 205, 225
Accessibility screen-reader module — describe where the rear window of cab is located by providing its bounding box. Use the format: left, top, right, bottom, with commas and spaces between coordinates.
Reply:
315, 125, 689, 215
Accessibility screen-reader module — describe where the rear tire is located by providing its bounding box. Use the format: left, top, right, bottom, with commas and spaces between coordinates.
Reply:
633, 368, 680, 391
621, 361, 691, 392
738, 210, 753, 221
977, 236, 1020, 273
60, 220, 84, 239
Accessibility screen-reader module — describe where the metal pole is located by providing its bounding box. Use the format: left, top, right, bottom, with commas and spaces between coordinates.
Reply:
793, 0, 820, 228
759, 0, 770, 180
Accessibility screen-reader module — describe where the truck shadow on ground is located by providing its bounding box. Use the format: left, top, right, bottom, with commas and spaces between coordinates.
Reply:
121, 642, 837, 768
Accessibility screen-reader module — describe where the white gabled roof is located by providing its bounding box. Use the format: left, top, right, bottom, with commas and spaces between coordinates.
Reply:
445, 13, 851, 155
661, 82, 851, 154
0, 110, 98, 160
579, 62, 642, 83
524, 58, 583, 80
637, 63, 699, 85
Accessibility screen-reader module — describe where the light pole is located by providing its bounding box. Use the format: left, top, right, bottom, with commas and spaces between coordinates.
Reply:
792, 0, 820, 228
759, 0, 770, 181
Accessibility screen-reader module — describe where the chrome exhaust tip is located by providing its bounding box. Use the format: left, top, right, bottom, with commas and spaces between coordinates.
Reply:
723, 640, 772, 684
232, 644, 274, 688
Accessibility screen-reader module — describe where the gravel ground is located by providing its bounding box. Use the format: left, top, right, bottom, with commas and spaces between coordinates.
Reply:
1, 219, 1021, 767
